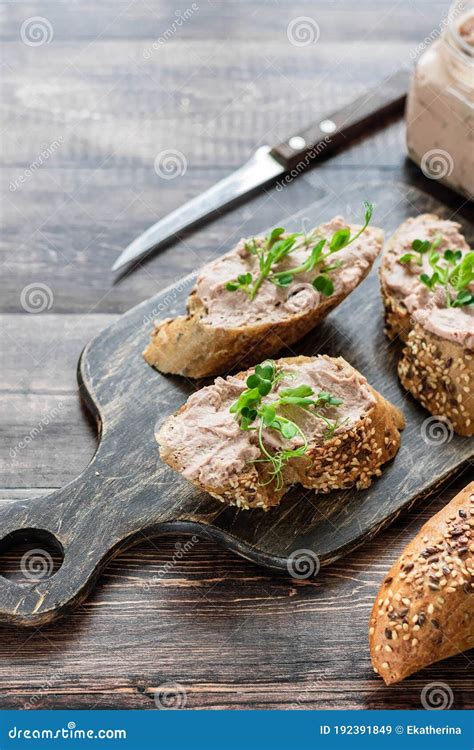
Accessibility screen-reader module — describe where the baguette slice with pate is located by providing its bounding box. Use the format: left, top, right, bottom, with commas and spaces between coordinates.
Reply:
157, 355, 405, 510
379, 214, 474, 436
379, 214, 471, 342
370, 481, 474, 685
144, 216, 383, 378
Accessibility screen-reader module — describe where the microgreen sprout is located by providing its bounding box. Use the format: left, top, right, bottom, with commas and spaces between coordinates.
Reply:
225, 202, 373, 301
230, 361, 345, 489
399, 237, 474, 308
398, 235, 442, 267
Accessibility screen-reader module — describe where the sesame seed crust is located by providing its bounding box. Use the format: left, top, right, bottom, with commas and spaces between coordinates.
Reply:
369, 482, 474, 685
398, 325, 473, 437
158, 355, 405, 511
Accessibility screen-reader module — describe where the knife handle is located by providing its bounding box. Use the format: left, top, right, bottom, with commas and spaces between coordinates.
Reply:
270, 68, 409, 171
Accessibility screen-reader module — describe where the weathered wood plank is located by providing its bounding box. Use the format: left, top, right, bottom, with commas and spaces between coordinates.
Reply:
0, 393, 97, 488
0, 478, 471, 709
0, 1, 448, 43
1, 40, 411, 170
1, 0, 472, 711
0, 314, 117, 393
0, 316, 111, 487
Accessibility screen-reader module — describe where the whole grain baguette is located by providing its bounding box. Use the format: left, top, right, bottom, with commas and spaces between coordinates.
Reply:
398, 323, 474, 436
369, 482, 474, 685
157, 355, 405, 510
379, 215, 474, 436
379, 213, 470, 342
144, 221, 384, 378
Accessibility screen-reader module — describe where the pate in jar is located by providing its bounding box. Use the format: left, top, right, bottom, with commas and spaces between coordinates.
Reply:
406, 0, 474, 199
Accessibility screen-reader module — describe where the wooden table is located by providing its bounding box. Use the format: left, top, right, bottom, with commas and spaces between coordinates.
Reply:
1, 0, 472, 710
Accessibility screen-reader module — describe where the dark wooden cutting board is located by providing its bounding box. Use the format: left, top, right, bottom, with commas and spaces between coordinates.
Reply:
0, 182, 472, 626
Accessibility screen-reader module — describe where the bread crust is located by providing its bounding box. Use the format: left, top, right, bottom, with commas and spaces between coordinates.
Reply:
379, 279, 413, 343
369, 482, 474, 685
158, 355, 405, 510
398, 325, 474, 437
144, 228, 383, 379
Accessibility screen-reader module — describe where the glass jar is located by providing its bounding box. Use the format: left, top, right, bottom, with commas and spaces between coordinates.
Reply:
405, 0, 474, 200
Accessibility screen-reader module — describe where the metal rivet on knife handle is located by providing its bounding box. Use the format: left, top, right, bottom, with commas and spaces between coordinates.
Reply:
319, 119, 337, 134
288, 135, 307, 150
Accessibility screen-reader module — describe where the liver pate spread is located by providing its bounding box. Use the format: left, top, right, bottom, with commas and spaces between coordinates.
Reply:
157, 357, 375, 490
383, 215, 474, 349
195, 217, 382, 328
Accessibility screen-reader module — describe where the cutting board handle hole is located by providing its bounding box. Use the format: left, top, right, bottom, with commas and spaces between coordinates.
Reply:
0, 529, 64, 586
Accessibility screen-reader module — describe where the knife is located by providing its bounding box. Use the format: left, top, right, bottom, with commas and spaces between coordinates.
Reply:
112, 68, 409, 272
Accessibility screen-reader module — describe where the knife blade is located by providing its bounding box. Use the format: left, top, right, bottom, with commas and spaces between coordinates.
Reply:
112, 68, 409, 272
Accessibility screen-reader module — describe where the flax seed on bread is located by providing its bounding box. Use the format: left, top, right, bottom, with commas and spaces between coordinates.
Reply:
370, 482, 474, 684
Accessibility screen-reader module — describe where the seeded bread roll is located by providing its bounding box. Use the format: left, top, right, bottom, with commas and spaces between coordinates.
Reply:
379, 215, 474, 437
369, 482, 474, 685
157, 355, 405, 510
144, 218, 383, 378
